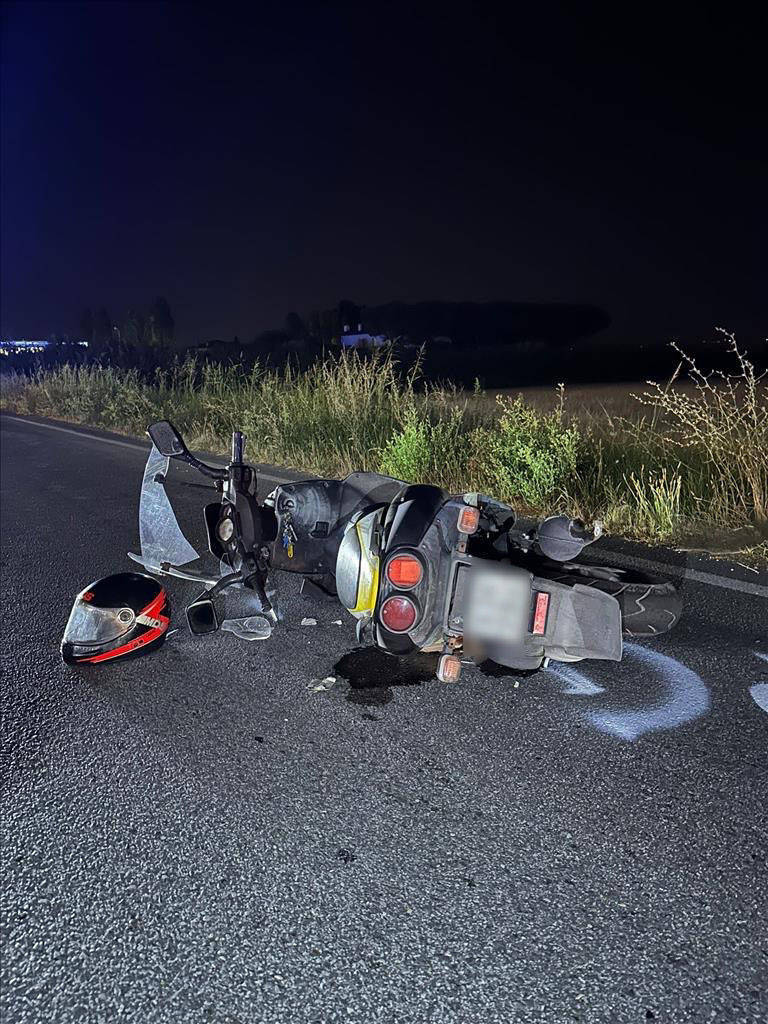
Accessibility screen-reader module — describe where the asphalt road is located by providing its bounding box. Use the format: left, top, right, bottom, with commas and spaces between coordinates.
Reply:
1, 415, 767, 1024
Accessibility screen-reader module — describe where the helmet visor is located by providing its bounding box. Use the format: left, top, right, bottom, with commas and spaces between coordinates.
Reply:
62, 601, 134, 648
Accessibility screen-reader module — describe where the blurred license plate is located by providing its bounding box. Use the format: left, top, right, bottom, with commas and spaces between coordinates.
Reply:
463, 563, 532, 643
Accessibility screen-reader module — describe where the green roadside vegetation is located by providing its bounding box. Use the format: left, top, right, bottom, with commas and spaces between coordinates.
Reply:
2, 331, 765, 564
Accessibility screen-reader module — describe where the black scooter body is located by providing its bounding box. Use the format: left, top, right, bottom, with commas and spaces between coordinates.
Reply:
267, 472, 405, 575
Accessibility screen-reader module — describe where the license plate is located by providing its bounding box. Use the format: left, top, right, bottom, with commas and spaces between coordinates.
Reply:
462, 563, 532, 643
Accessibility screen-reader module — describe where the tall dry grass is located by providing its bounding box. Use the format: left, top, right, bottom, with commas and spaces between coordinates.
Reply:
634, 329, 767, 523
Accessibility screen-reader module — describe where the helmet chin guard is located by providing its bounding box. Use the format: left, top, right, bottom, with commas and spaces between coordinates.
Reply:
61, 572, 170, 664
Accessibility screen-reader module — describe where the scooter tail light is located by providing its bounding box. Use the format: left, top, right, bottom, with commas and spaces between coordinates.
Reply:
386, 554, 423, 587
379, 595, 418, 633
457, 505, 480, 534
437, 654, 462, 683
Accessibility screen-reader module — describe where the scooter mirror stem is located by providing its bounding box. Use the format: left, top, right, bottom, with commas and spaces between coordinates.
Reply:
181, 451, 228, 481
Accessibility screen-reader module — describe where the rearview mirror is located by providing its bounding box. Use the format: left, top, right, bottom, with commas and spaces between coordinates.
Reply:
186, 594, 219, 634
148, 420, 187, 458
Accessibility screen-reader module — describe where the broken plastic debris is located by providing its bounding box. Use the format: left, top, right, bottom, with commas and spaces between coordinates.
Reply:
221, 616, 273, 641
308, 675, 337, 692
301, 617, 318, 626
332, 619, 342, 625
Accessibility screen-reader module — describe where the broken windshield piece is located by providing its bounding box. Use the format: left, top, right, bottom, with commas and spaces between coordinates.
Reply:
220, 616, 273, 641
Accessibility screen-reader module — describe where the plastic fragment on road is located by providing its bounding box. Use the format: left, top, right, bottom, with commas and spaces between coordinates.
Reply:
221, 616, 273, 641
301, 617, 318, 626
308, 675, 337, 692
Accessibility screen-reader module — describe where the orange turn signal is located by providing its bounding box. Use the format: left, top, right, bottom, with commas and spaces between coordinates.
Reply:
457, 505, 480, 534
437, 654, 462, 683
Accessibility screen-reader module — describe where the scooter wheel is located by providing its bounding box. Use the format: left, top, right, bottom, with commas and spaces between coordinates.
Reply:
545, 564, 682, 637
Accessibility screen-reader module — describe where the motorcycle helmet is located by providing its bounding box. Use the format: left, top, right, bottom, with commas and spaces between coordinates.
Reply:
61, 572, 170, 664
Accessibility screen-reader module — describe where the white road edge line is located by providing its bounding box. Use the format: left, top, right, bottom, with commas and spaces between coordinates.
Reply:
1, 414, 290, 487
3, 415, 152, 453
589, 551, 768, 598
4, 414, 767, 599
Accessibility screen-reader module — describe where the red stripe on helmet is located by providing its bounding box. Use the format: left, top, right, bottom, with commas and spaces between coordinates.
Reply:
80, 622, 167, 663
141, 590, 167, 620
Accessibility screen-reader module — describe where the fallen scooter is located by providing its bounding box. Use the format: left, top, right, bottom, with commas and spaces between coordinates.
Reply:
99, 420, 683, 682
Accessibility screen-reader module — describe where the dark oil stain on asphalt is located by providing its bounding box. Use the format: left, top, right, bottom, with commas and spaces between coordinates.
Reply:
333, 647, 439, 707
332, 648, 537, 706
478, 660, 540, 680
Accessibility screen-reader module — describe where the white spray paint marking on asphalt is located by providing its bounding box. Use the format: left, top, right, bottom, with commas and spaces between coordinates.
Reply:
750, 651, 768, 714
586, 643, 711, 741
3, 414, 768, 596
545, 642, 711, 741
544, 663, 605, 696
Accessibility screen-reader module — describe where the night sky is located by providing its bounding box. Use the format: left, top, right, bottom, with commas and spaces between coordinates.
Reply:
1, 2, 766, 348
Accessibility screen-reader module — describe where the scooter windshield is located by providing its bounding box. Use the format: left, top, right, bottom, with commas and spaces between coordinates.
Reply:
139, 444, 200, 567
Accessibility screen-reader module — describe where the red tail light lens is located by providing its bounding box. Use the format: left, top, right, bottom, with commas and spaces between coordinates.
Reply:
386, 554, 423, 588
379, 595, 417, 633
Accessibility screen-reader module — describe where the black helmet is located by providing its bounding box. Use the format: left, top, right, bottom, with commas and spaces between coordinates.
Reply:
61, 572, 170, 664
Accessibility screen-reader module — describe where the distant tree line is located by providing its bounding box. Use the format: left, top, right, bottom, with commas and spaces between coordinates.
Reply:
0, 297, 178, 374
242, 299, 612, 357
241, 301, 362, 362
10, 294, 732, 387
78, 297, 175, 361
15, 296, 613, 372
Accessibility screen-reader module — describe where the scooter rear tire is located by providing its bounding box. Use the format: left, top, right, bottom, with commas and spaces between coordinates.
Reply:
543, 563, 682, 637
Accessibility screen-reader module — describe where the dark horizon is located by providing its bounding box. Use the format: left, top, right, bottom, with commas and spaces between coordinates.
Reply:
1, 2, 766, 353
